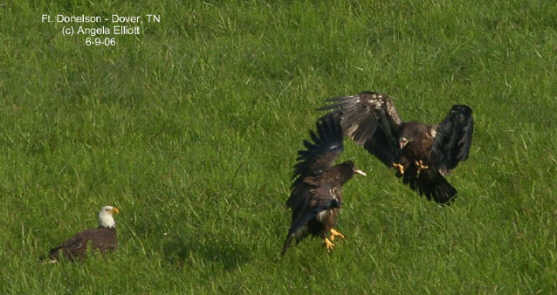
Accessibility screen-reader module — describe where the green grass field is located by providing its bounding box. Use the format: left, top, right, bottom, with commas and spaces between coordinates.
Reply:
1, 0, 556, 294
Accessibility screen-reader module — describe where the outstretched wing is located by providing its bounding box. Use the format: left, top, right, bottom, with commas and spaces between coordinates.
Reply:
286, 113, 343, 216
431, 105, 473, 174
291, 113, 344, 188
319, 91, 402, 167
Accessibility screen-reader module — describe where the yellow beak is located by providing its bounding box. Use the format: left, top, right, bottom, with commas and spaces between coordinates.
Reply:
111, 207, 120, 214
354, 169, 367, 176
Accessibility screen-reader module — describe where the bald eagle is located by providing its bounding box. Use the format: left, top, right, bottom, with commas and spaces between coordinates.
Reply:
319, 91, 473, 204
44, 205, 119, 263
282, 114, 366, 255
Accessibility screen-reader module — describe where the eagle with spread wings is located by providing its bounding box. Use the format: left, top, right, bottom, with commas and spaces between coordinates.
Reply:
319, 91, 473, 204
282, 114, 366, 255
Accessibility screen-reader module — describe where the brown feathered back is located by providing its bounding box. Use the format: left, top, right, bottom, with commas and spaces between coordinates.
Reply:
48, 227, 117, 261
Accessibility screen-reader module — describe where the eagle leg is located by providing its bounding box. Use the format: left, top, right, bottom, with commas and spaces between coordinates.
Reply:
330, 228, 345, 242
392, 162, 405, 175
324, 237, 335, 252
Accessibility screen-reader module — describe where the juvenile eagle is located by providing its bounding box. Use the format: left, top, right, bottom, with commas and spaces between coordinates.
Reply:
319, 91, 473, 204
282, 114, 366, 256
45, 205, 119, 263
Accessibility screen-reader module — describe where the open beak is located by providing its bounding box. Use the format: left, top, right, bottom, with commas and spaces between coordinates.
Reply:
111, 207, 120, 214
354, 169, 367, 176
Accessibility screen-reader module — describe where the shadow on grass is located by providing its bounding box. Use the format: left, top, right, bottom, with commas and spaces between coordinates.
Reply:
162, 235, 252, 273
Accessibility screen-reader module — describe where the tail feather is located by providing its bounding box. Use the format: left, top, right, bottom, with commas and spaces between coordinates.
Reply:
428, 175, 457, 204
401, 166, 457, 204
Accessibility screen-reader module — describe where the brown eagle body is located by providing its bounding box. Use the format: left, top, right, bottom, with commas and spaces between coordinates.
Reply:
48, 227, 117, 262
282, 114, 365, 255
320, 91, 473, 204
45, 206, 119, 262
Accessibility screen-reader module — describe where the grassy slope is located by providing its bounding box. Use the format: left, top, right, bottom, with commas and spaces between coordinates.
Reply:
1, 0, 556, 294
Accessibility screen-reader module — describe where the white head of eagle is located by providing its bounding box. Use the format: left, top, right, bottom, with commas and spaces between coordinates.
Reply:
98, 206, 119, 228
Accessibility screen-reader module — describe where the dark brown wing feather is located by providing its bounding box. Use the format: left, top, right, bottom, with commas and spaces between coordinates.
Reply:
431, 105, 473, 173
287, 113, 343, 209
48, 235, 86, 261
48, 227, 117, 261
319, 91, 402, 167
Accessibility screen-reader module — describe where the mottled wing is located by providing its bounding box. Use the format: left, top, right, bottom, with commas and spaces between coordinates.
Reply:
310, 182, 341, 208
431, 105, 474, 173
319, 91, 402, 167
49, 232, 88, 261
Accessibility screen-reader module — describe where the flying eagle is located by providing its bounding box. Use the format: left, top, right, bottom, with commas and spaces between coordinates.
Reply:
319, 91, 473, 204
44, 205, 119, 263
282, 114, 366, 255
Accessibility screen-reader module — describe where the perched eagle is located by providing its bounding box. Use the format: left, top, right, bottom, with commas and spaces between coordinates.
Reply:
44, 205, 119, 263
282, 114, 366, 256
319, 91, 473, 204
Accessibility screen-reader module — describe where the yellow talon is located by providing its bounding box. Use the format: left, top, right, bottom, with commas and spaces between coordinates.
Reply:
393, 162, 405, 175
415, 160, 429, 176
415, 160, 429, 170
330, 228, 345, 242
324, 237, 335, 252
